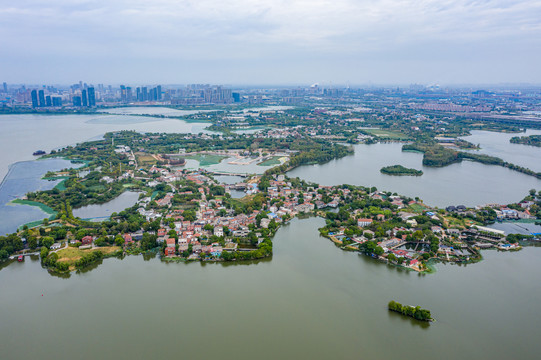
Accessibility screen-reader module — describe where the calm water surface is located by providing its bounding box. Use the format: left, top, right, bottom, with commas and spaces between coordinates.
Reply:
72, 191, 141, 220
97, 106, 214, 116
0, 159, 83, 234
461, 129, 541, 172
1, 217, 540, 360
0, 113, 211, 182
288, 143, 541, 207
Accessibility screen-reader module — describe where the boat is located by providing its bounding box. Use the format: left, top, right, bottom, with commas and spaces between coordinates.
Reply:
18, 255, 24, 262
33, 150, 46, 156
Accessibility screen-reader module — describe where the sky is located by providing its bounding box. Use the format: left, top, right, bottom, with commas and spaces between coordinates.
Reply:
1, 0, 540, 85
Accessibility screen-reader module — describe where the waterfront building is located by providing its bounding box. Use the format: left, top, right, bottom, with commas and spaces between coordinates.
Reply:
87, 87, 96, 107
73, 96, 82, 107
31, 89, 38, 108
38, 89, 45, 107
82, 89, 88, 107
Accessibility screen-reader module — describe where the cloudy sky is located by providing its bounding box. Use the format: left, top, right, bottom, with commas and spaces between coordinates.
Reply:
1, 0, 540, 85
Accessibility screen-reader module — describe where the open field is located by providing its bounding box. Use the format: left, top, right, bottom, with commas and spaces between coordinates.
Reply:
363, 129, 410, 140
56, 246, 121, 270
135, 153, 158, 166
185, 154, 226, 166
258, 156, 282, 166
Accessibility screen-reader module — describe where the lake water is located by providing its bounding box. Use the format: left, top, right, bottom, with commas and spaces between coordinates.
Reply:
97, 106, 213, 116
0, 113, 211, 182
461, 129, 541, 172
1, 217, 540, 360
288, 142, 541, 208
72, 191, 141, 220
0, 158, 83, 235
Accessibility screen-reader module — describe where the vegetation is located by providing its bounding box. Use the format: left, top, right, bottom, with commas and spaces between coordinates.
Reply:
380, 165, 423, 176
388, 300, 433, 322
403, 142, 541, 179
510, 135, 541, 147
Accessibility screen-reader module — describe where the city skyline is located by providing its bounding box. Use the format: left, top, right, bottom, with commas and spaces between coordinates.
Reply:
1, 0, 540, 85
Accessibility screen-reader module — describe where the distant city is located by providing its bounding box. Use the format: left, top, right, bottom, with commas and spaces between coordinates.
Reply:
0, 82, 540, 109
1, 82, 541, 128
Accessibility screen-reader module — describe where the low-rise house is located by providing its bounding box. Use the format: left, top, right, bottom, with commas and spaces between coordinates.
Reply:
123, 234, 133, 245
357, 219, 373, 227
81, 236, 93, 246
214, 227, 224, 237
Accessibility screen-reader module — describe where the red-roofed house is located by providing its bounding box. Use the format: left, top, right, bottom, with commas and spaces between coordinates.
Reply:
123, 234, 133, 244
82, 236, 93, 245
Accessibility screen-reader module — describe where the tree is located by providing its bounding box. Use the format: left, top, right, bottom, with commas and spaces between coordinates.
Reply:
182, 210, 196, 222
40, 246, 49, 260
28, 237, 38, 250
115, 235, 124, 247
41, 236, 54, 249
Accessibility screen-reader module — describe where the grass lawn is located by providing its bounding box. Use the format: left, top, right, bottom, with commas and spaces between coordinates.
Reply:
185, 154, 226, 166
136, 153, 157, 166
56, 246, 121, 270
407, 203, 428, 213
363, 129, 410, 140
258, 156, 282, 166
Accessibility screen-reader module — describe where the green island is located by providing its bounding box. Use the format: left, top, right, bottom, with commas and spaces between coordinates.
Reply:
380, 165, 423, 176
510, 135, 541, 147
388, 300, 433, 322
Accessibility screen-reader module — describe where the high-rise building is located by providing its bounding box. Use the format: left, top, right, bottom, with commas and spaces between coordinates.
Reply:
82, 89, 88, 107
31, 90, 39, 108
2, 82, 6, 93
38, 90, 45, 107
52, 97, 62, 107
136, 87, 141, 101
157, 85, 162, 100
126, 87, 132, 102
87, 87, 96, 107
120, 85, 127, 103
45, 96, 52, 107
73, 96, 82, 107
142, 87, 148, 101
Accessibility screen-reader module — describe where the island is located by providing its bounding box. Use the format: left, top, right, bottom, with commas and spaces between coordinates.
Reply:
510, 135, 541, 147
380, 165, 423, 176
388, 300, 433, 322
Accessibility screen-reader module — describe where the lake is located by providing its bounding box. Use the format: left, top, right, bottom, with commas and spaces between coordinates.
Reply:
72, 191, 141, 220
0, 113, 211, 182
461, 129, 541, 172
288, 142, 541, 208
0, 158, 83, 235
97, 106, 214, 116
1, 217, 540, 360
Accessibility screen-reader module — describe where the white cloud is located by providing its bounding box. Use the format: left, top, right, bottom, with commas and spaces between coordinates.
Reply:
1, 0, 540, 83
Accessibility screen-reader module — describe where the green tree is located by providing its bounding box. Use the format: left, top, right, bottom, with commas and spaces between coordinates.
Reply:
41, 236, 54, 249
